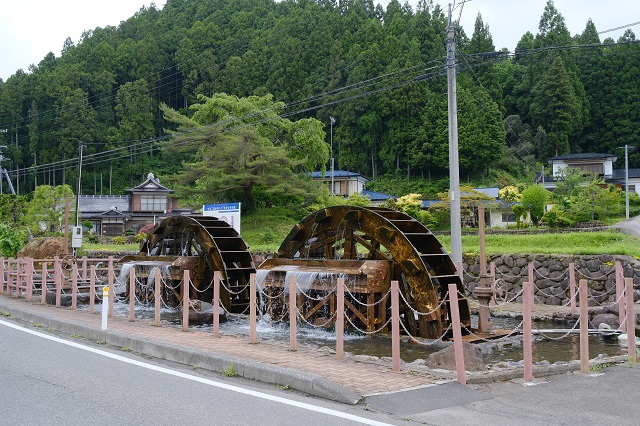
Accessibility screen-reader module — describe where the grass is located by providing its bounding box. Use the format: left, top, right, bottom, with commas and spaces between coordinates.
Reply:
241, 206, 302, 252
81, 242, 139, 252
437, 230, 640, 257
223, 363, 238, 377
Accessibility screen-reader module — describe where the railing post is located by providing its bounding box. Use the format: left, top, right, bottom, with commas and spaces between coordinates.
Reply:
25, 258, 34, 302
154, 268, 161, 327
528, 262, 534, 298
108, 256, 114, 318
625, 277, 637, 363
182, 270, 189, 332
391, 280, 401, 372
616, 261, 625, 331
289, 275, 297, 351
523, 280, 533, 381
71, 262, 78, 309
569, 262, 576, 311
489, 261, 496, 306
249, 273, 257, 344
41, 262, 48, 305
0, 256, 5, 294
7, 258, 15, 296
128, 266, 135, 322
54, 256, 61, 307
16, 258, 23, 298
336, 278, 345, 360
579, 279, 590, 373
81, 256, 88, 281
448, 283, 466, 384
89, 265, 96, 314
212, 271, 220, 337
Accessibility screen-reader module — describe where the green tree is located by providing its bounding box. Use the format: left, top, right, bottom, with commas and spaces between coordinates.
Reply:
529, 55, 578, 158
160, 93, 327, 210
521, 184, 549, 225
0, 223, 26, 257
22, 185, 75, 235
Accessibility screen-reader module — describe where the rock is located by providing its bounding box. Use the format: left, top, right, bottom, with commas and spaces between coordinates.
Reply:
590, 313, 619, 330
18, 237, 68, 260
426, 342, 487, 372
183, 300, 227, 324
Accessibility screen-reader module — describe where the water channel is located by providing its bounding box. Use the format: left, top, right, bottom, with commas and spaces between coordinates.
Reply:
94, 301, 627, 366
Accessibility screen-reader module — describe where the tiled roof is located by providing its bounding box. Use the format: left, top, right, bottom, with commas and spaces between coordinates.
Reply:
611, 168, 640, 180
126, 172, 173, 193
79, 195, 130, 213
549, 153, 616, 161
360, 189, 396, 201
311, 170, 370, 181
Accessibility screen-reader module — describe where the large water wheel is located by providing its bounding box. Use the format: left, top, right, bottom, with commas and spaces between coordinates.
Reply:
274, 205, 471, 339
139, 215, 256, 313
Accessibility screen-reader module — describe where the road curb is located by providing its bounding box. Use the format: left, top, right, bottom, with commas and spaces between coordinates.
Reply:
0, 298, 361, 405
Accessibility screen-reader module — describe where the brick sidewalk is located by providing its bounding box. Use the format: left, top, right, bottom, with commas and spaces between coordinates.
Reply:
0, 295, 451, 396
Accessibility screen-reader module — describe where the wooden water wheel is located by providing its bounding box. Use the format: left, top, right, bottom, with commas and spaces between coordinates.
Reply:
274, 206, 471, 339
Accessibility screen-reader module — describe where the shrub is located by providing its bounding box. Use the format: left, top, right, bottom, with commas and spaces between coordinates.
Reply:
86, 234, 99, 244
123, 228, 135, 236
111, 236, 128, 245
133, 232, 147, 243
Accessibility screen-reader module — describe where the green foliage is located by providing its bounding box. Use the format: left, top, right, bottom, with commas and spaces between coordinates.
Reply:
549, 168, 623, 225
133, 232, 147, 243
0, 0, 638, 200
0, 223, 26, 257
123, 228, 135, 236
83, 220, 93, 231
111, 236, 128, 245
22, 185, 75, 236
521, 184, 549, 225
223, 363, 238, 377
395, 193, 423, 218
86, 234, 99, 244
512, 204, 529, 228
160, 93, 327, 211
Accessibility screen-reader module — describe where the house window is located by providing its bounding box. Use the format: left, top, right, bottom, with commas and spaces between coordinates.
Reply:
502, 213, 517, 222
140, 194, 166, 211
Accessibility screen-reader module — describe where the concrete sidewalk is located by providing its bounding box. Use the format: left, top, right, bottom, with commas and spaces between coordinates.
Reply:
0, 295, 455, 404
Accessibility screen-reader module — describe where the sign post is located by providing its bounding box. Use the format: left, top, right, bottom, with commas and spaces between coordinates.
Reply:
202, 202, 241, 233
102, 286, 109, 330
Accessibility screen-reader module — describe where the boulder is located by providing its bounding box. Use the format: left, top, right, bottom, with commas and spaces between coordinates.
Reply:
183, 299, 227, 324
426, 341, 486, 372
18, 237, 68, 260
590, 313, 619, 330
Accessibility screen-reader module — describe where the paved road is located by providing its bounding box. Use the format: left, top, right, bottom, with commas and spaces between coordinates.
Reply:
612, 214, 640, 239
4, 313, 640, 426
365, 366, 640, 425
0, 317, 397, 426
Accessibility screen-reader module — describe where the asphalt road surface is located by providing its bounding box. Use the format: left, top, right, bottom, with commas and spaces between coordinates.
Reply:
0, 317, 395, 426
2, 315, 640, 426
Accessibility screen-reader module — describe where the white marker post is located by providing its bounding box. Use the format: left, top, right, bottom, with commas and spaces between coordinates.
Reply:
102, 286, 109, 330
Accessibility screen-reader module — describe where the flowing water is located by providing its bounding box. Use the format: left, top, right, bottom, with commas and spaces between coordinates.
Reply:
91, 301, 627, 365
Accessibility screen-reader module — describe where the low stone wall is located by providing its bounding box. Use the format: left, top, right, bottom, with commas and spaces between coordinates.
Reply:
462, 254, 640, 306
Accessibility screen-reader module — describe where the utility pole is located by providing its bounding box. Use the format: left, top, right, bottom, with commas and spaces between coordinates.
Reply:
0, 145, 16, 195
624, 145, 629, 220
330, 116, 336, 198
75, 142, 84, 228
447, 3, 462, 265
73, 142, 84, 258
618, 145, 632, 220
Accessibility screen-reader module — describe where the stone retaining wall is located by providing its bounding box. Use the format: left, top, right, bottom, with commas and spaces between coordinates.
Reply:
462, 254, 640, 306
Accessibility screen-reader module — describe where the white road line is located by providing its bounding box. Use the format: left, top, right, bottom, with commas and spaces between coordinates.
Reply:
0, 318, 391, 426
